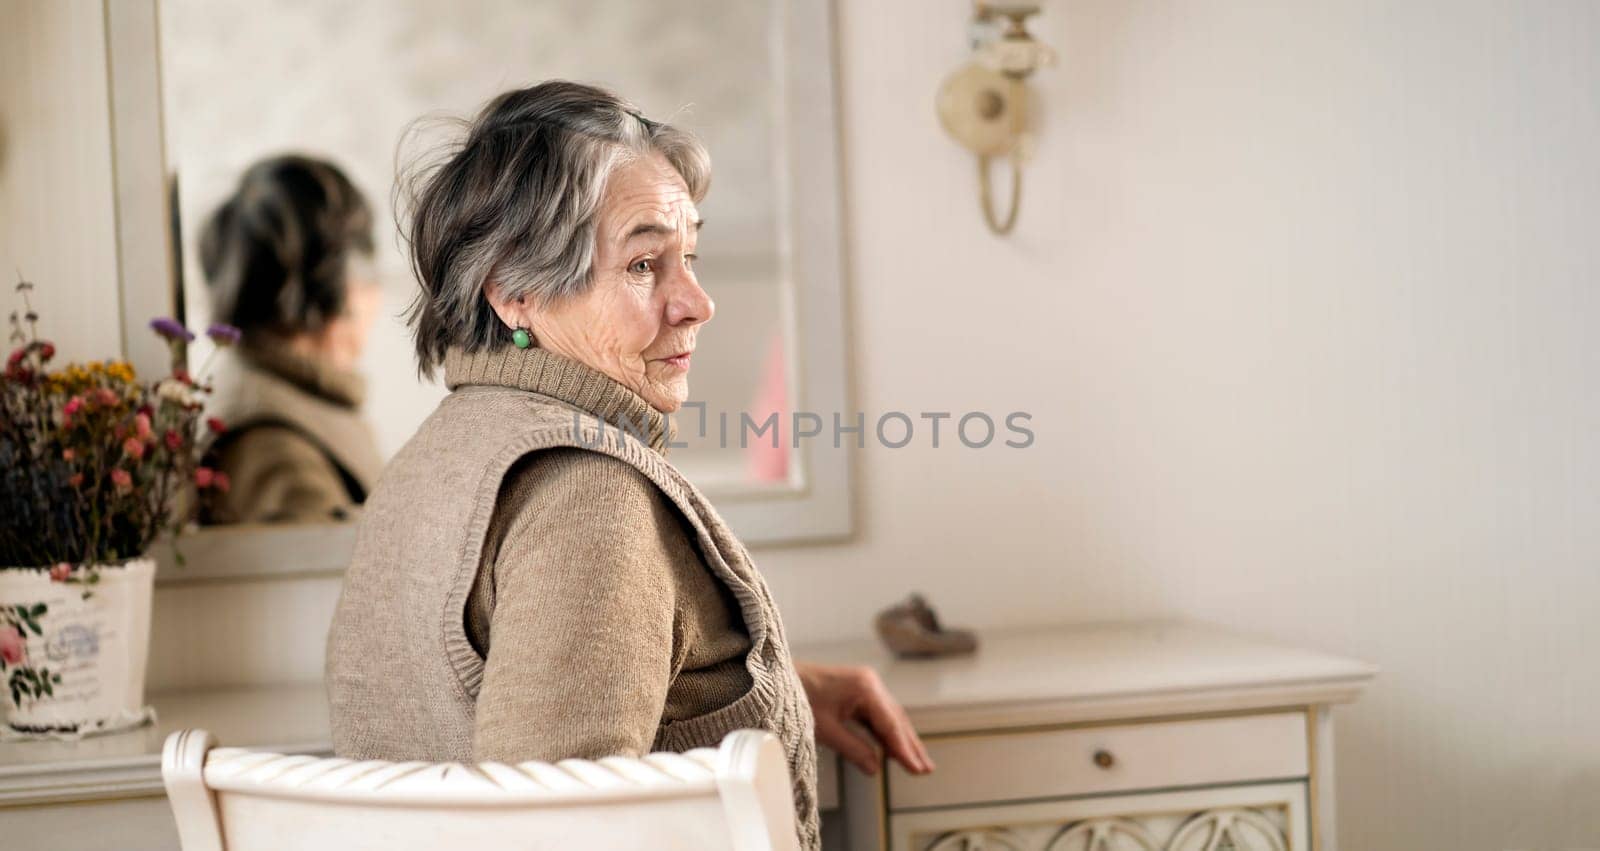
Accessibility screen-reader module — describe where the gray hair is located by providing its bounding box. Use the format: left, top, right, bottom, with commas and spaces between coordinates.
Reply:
401, 80, 710, 375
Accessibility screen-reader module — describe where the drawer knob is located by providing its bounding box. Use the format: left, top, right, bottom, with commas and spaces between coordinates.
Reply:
1092, 749, 1115, 769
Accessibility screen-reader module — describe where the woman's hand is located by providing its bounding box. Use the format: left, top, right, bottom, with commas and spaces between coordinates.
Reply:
795, 661, 934, 776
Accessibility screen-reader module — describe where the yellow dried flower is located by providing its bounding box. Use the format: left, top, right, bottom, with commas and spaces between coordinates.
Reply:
104, 360, 137, 383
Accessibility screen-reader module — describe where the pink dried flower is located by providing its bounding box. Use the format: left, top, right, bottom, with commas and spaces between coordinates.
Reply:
49, 562, 72, 582
213, 471, 231, 493
194, 467, 215, 488
62, 448, 75, 461
0, 626, 25, 666
206, 417, 227, 434
111, 468, 133, 494
134, 412, 152, 440
123, 436, 145, 460
93, 387, 119, 407
62, 395, 84, 427
165, 429, 183, 452
68, 473, 84, 488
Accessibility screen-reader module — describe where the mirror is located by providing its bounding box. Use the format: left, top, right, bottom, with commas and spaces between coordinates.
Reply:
117, 0, 850, 573
164, 0, 788, 504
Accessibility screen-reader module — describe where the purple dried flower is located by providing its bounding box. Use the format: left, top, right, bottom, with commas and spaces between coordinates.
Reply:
205, 323, 242, 346
148, 317, 195, 343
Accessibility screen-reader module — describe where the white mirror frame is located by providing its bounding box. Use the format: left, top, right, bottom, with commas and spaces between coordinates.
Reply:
106, 0, 854, 583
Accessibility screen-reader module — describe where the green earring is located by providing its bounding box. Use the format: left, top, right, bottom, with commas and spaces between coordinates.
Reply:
512, 327, 532, 349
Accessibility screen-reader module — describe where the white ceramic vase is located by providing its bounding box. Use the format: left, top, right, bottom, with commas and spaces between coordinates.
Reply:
0, 557, 156, 736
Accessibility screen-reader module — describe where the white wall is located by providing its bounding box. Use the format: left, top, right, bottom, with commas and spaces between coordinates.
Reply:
756, 2, 1600, 848
0, 0, 122, 363
15, 1, 1598, 848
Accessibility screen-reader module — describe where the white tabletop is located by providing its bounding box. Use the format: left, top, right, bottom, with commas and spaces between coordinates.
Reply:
798, 619, 1377, 733
0, 682, 328, 805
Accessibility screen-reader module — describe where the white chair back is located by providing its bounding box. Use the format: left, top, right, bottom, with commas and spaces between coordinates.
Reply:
161, 728, 799, 851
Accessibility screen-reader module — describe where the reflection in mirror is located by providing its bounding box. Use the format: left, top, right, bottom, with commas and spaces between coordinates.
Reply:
159, 0, 795, 526
189, 154, 386, 526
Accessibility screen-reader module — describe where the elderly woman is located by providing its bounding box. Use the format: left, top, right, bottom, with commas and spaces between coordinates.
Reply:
326, 82, 928, 849
198, 154, 385, 524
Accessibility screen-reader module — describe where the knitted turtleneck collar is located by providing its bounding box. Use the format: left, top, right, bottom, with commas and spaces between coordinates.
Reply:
442, 345, 673, 453
239, 337, 366, 409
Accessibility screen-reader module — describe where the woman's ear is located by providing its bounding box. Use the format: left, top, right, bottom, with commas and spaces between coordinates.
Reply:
483, 279, 528, 329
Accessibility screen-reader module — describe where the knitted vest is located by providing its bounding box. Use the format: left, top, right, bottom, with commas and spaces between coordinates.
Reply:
326, 348, 819, 849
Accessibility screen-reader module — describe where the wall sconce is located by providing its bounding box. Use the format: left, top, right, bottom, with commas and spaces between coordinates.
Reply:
937, 2, 1055, 235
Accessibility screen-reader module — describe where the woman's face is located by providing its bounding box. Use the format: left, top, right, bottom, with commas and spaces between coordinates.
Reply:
517, 153, 713, 412
301, 263, 381, 372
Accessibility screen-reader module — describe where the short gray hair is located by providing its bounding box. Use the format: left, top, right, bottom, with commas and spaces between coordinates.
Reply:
401, 80, 710, 375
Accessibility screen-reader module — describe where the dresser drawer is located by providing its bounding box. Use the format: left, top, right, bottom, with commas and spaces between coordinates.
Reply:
888, 710, 1309, 810
889, 781, 1310, 851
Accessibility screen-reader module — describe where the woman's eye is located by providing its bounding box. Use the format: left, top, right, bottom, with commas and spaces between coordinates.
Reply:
630, 259, 652, 275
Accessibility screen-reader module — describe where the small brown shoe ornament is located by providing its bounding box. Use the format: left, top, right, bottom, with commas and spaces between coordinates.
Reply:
873, 593, 978, 659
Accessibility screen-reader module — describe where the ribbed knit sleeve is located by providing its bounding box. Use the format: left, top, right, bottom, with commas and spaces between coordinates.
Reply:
470, 448, 684, 763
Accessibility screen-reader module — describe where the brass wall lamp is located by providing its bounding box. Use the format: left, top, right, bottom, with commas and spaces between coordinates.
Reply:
936, 2, 1055, 235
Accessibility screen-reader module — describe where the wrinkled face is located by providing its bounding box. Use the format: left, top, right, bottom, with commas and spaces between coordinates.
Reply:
502, 152, 713, 412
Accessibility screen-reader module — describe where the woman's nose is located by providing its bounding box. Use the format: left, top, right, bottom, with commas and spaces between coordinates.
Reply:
667, 270, 714, 327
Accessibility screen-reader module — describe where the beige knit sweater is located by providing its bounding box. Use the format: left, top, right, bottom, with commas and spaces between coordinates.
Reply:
326, 345, 819, 849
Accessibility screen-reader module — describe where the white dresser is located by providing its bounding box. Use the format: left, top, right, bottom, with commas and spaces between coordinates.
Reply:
0, 619, 1373, 850
803, 620, 1376, 851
